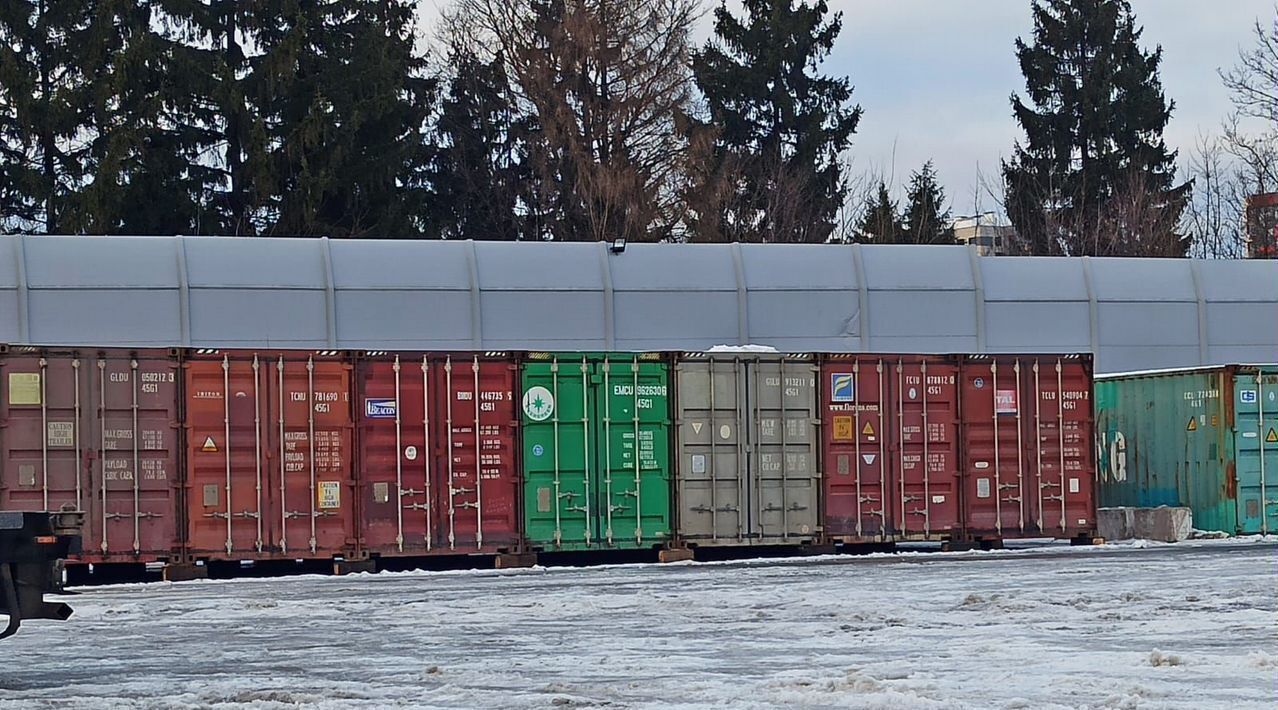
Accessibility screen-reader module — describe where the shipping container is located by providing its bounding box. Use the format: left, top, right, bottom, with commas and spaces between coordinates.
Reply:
0, 347, 182, 564
184, 351, 357, 561
1096, 365, 1278, 535
821, 356, 960, 543
677, 354, 820, 547
521, 353, 672, 551
961, 355, 1096, 540
355, 353, 520, 558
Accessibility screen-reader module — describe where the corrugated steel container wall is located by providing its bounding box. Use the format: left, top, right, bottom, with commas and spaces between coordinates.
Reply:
676, 355, 820, 546
521, 354, 672, 551
185, 351, 357, 560
1097, 366, 1278, 535
0, 348, 182, 563
821, 356, 961, 543
355, 354, 520, 557
1232, 369, 1278, 534
962, 355, 1096, 540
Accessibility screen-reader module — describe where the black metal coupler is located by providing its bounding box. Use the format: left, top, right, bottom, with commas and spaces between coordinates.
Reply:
0, 509, 84, 640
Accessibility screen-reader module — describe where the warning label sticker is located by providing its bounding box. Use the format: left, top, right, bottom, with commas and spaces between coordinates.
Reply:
8, 373, 40, 406
46, 422, 74, 448
1187, 418, 1198, 432
832, 416, 854, 441
862, 422, 875, 437
318, 481, 341, 509
202, 436, 218, 452
1268, 429, 1278, 444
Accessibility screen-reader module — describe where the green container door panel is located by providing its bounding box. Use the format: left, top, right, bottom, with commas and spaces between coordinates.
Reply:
521, 355, 673, 551
598, 359, 671, 547
1233, 373, 1278, 535
522, 358, 594, 547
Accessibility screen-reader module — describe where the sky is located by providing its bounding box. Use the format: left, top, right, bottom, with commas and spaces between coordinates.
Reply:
414, 0, 1276, 217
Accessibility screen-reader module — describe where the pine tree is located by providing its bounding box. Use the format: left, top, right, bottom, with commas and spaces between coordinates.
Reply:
245, 0, 435, 238
901, 161, 954, 245
0, 0, 94, 233
1003, 0, 1190, 256
691, 0, 861, 243
427, 49, 532, 240
856, 182, 902, 244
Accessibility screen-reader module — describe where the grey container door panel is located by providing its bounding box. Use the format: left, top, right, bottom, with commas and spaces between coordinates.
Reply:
750, 361, 820, 541
676, 360, 747, 543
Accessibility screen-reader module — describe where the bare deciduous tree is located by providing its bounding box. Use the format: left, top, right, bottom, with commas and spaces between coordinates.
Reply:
444, 0, 698, 242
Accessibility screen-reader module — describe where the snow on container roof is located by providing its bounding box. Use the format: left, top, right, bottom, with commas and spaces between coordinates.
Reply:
330, 239, 471, 290
25, 235, 179, 288
979, 257, 1088, 301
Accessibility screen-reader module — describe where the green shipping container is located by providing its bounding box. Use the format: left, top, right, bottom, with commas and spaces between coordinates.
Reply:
521, 353, 672, 551
1096, 366, 1278, 535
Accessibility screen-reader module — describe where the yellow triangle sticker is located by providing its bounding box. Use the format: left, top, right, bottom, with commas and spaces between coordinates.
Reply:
1186, 418, 1197, 432
1267, 428, 1278, 444
202, 436, 218, 453
862, 422, 875, 436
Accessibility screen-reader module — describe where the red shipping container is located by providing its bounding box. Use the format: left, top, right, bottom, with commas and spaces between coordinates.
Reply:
960, 355, 1096, 540
355, 354, 520, 557
185, 351, 356, 561
0, 348, 181, 564
822, 356, 961, 543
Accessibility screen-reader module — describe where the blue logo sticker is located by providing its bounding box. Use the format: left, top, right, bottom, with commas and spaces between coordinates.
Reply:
1241, 390, 1257, 404
532, 444, 545, 457
364, 399, 397, 419
974, 378, 985, 390
831, 373, 854, 402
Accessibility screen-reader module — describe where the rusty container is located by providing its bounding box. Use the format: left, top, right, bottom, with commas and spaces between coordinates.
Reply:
184, 351, 356, 561
0, 347, 182, 564
355, 353, 521, 558
960, 355, 1096, 541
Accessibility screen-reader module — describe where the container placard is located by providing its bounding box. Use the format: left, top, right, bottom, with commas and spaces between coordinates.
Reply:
318, 481, 341, 509
46, 421, 75, 448
8, 373, 41, 405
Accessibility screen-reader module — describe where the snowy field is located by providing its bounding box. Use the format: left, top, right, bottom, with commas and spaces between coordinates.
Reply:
1, 540, 1275, 709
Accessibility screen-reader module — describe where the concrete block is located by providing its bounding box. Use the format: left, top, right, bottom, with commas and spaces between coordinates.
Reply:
1098, 507, 1193, 543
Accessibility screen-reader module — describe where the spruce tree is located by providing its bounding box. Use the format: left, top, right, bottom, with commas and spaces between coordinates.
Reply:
901, 161, 954, 245
246, 0, 435, 238
692, 0, 861, 243
856, 182, 902, 244
1003, 0, 1190, 256
0, 0, 94, 233
427, 49, 532, 240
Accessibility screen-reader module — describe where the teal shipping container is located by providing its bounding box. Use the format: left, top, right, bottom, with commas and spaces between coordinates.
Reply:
1095, 366, 1278, 535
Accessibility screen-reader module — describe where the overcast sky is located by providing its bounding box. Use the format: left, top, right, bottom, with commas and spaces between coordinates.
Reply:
416, 0, 1276, 216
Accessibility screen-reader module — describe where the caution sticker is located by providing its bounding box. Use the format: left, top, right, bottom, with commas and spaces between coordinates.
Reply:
1268, 429, 1278, 444
1186, 418, 1198, 432
202, 436, 218, 452
318, 481, 341, 509
832, 416, 854, 441
862, 422, 875, 437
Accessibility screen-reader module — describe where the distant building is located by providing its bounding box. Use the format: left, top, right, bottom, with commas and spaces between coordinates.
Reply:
1245, 192, 1278, 259
951, 212, 1015, 256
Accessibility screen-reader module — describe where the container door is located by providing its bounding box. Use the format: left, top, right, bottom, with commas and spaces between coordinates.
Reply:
187, 355, 270, 557
522, 356, 593, 549
752, 359, 818, 542
891, 359, 960, 540
271, 356, 354, 556
2, 352, 181, 563
1023, 357, 1094, 537
676, 359, 745, 544
435, 356, 521, 552
961, 359, 1029, 537
822, 358, 890, 542
1234, 372, 1278, 535
598, 356, 671, 548
356, 355, 430, 555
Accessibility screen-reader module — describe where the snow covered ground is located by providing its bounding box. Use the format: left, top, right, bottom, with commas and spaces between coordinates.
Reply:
1, 539, 1274, 709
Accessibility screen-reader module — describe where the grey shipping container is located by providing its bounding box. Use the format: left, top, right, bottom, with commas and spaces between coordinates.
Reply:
675, 354, 820, 546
